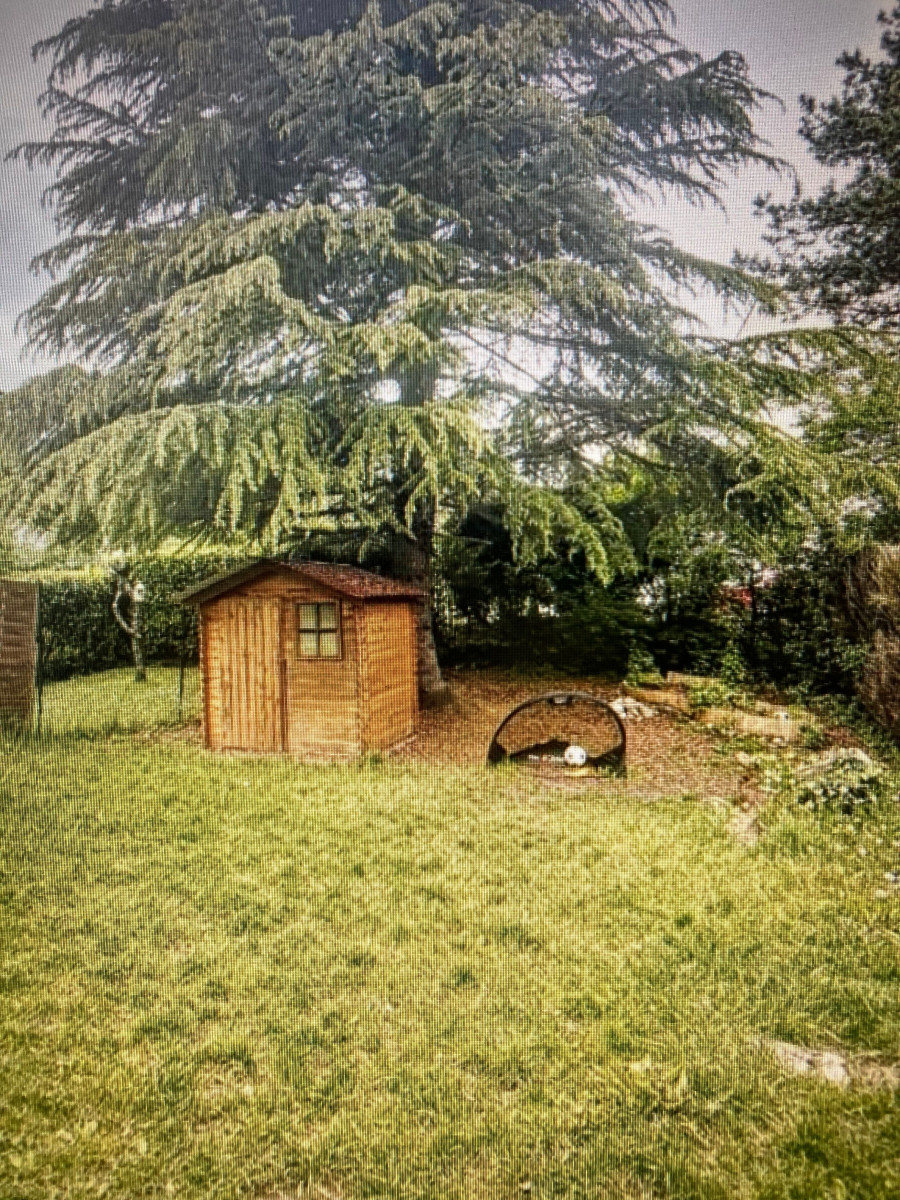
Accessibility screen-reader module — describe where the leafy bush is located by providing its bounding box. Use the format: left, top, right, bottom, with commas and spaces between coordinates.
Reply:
639, 544, 864, 695
543, 588, 649, 677
735, 551, 863, 694
438, 582, 648, 677
794, 749, 885, 814
720, 639, 749, 687
37, 574, 124, 680
688, 679, 739, 710
435, 517, 650, 676
629, 515, 736, 677
807, 693, 900, 760
799, 724, 829, 751
624, 646, 663, 686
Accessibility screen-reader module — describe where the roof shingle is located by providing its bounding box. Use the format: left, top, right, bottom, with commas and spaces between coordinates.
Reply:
177, 560, 426, 605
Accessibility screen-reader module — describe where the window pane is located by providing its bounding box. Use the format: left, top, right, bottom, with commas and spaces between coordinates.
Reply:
318, 603, 338, 630
299, 632, 318, 657
319, 632, 340, 658
299, 603, 318, 630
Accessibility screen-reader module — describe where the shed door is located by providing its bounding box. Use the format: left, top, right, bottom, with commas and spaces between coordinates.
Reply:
215, 598, 285, 752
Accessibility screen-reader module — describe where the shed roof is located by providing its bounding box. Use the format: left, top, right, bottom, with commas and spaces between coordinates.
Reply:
177, 560, 426, 606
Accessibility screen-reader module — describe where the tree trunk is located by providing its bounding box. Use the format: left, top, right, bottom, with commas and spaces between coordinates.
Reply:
111, 568, 147, 682
387, 502, 446, 701
387, 363, 447, 700
132, 606, 146, 682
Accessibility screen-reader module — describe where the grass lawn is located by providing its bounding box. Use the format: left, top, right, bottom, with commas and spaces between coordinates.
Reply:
2, 669, 900, 1199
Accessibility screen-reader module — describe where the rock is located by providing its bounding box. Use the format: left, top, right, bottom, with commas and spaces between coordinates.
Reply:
611, 697, 657, 721
760, 1039, 899, 1090
766, 1039, 849, 1086
735, 751, 756, 768
811, 747, 876, 771
820, 1053, 850, 1085
697, 707, 803, 743
727, 809, 764, 847
666, 672, 714, 688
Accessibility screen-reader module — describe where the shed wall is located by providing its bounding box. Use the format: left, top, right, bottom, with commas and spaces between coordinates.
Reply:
358, 601, 418, 750
0, 581, 38, 726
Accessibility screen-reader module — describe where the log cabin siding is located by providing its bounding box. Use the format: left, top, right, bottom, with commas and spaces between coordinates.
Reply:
358, 601, 418, 750
235, 572, 359, 757
188, 564, 419, 759
286, 599, 360, 760
202, 596, 285, 752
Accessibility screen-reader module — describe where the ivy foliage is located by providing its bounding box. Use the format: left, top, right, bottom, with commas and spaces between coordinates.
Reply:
794, 749, 885, 815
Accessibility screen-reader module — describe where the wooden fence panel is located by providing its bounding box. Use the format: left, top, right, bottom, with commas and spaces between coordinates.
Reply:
0, 581, 38, 726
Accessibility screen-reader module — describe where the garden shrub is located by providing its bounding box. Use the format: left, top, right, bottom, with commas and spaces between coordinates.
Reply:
37, 573, 124, 680
437, 575, 648, 677
845, 547, 900, 736
639, 545, 864, 695
687, 679, 741, 710
794, 749, 885, 814
737, 550, 863, 695
624, 646, 663, 686
435, 515, 650, 676
641, 583, 732, 677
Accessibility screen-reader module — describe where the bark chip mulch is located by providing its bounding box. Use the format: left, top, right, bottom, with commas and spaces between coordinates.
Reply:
396, 670, 761, 804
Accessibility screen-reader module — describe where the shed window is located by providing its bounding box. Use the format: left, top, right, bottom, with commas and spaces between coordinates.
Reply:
297, 602, 341, 659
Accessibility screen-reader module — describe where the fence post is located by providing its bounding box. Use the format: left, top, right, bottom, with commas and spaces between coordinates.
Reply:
34, 583, 44, 738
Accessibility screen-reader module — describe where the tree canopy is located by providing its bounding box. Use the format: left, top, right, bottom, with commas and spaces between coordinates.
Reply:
4, 0, 795, 660
11, 0, 380, 240
746, 5, 900, 558
762, 3, 900, 326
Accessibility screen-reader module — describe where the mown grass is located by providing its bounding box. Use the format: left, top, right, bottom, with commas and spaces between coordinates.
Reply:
1, 669, 899, 1199
31, 666, 201, 738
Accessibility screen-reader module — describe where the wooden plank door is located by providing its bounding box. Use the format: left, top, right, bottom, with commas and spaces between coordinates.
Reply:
217, 598, 285, 752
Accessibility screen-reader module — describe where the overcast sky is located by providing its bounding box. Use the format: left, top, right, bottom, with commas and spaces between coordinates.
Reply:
0, 0, 889, 389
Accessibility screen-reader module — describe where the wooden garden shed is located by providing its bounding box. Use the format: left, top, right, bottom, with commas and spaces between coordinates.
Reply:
180, 561, 423, 760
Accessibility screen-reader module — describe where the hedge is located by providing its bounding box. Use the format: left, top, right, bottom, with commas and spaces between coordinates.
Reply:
32, 553, 250, 681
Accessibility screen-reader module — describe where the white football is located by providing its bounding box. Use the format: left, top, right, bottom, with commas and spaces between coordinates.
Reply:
564, 744, 588, 767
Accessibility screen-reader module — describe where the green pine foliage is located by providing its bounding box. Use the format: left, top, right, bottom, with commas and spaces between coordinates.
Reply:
762, 4, 900, 326
5, 0, 790, 604
678, 326, 900, 554
11, 0, 298, 238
